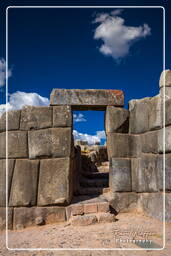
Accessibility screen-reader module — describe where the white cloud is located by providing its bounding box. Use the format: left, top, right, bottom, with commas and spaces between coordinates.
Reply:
73, 113, 87, 122
73, 129, 106, 145
0, 58, 12, 87
0, 91, 49, 117
93, 10, 151, 60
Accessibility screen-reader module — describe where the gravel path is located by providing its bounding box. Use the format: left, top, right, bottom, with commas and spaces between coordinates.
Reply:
0, 213, 171, 256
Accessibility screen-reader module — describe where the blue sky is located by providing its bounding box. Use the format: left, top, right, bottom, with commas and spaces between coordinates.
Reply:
0, 0, 170, 144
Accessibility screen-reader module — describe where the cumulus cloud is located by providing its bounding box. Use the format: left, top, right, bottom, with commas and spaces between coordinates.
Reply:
93, 9, 151, 61
73, 129, 106, 145
0, 91, 49, 116
73, 113, 87, 123
0, 58, 12, 87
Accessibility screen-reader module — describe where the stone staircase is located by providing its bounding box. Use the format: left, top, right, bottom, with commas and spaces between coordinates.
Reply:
78, 161, 110, 196
66, 196, 115, 226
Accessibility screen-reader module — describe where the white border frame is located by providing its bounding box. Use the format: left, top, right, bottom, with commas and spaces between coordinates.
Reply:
5, 5, 166, 251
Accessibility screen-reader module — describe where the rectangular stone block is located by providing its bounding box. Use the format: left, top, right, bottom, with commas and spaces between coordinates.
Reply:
0, 110, 20, 132
105, 106, 129, 133
141, 130, 159, 154
129, 98, 150, 134
13, 206, 66, 229
20, 106, 52, 130
158, 126, 171, 153
109, 158, 131, 192
148, 95, 163, 131
0, 131, 28, 159
157, 154, 171, 191
9, 159, 39, 207
50, 89, 124, 110
38, 158, 73, 206
165, 99, 171, 126
28, 128, 72, 159
0, 159, 15, 207
160, 86, 171, 100
53, 106, 72, 127
84, 203, 98, 214
132, 154, 158, 192
0, 207, 13, 230
107, 133, 140, 158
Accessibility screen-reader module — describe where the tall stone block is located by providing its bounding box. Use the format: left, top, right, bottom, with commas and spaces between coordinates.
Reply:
0, 131, 28, 159
53, 106, 72, 127
0, 159, 15, 206
148, 95, 163, 130
28, 128, 73, 159
0, 110, 21, 132
132, 155, 158, 192
38, 158, 73, 206
20, 106, 52, 130
141, 130, 159, 154
105, 106, 129, 133
9, 159, 39, 206
157, 154, 171, 191
159, 69, 171, 87
165, 99, 171, 126
109, 158, 131, 192
158, 126, 171, 153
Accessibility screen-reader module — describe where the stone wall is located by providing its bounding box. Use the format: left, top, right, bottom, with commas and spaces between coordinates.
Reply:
106, 70, 171, 222
0, 105, 75, 230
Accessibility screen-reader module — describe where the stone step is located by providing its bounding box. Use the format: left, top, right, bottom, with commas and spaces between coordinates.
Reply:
70, 212, 116, 226
80, 178, 109, 188
82, 171, 109, 179
78, 187, 110, 196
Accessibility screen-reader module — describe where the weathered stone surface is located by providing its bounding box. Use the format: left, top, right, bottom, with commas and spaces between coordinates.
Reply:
109, 158, 131, 192
13, 206, 66, 229
107, 133, 140, 158
158, 126, 171, 153
20, 106, 52, 130
0, 131, 28, 159
149, 95, 163, 130
141, 130, 159, 154
0, 159, 15, 206
132, 154, 158, 192
108, 192, 138, 213
165, 99, 171, 126
38, 158, 73, 206
53, 106, 72, 127
50, 89, 124, 110
129, 97, 150, 134
98, 212, 115, 223
105, 106, 129, 133
0, 110, 20, 132
71, 214, 97, 226
160, 86, 171, 100
159, 69, 171, 87
84, 203, 97, 214
0, 207, 13, 230
28, 128, 72, 158
157, 154, 171, 191
97, 202, 109, 213
138, 193, 169, 221
9, 159, 39, 207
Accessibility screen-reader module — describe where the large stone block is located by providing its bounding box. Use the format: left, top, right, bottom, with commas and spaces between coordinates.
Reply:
0, 131, 28, 159
53, 106, 72, 127
50, 89, 124, 110
141, 130, 159, 154
148, 95, 163, 130
132, 154, 158, 192
0, 207, 13, 230
108, 192, 138, 213
109, 158, 131, 192
0, 159, 15, 207
157, 154, 171, 191
20, 106, 52, 130
107, 133, 140, 158
13, 206, 66, 229
28, 128, 72, 158
129, 97, 150, 134
9, 159, 39, 207
38, 158, 73, 206
0, 110, 20, 132
105, 106, 129, 133
165, 99, 171, 126
160, 86, 171, 100
159, 69, 171, 87
158, 126, 171, 153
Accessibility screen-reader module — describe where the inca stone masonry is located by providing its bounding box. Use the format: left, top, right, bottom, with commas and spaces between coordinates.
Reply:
0, 70, 171, 230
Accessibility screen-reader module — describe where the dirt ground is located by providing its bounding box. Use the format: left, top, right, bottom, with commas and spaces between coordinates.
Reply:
0, 212, 171, 256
